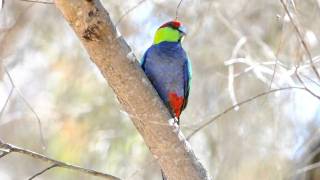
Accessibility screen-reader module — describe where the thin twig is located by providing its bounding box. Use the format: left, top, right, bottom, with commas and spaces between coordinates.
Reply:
3, 67, 46, 149
279, 0, 320, 80
295, 68, 320, 99
0, 151, 10, 158
228, 37, 247, 110
0, 139, 120, 180
115, 0, 147, 27
175, 0, 183, 20
299, 73, 320, 87
294, 161, 320, 176
0, 86, 14, 122
28, 164, 58, 180
269, 17, 285, 89
187, 87, 306, 140
19, 0, 54, 4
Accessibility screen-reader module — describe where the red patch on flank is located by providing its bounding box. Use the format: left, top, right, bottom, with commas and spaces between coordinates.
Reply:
168, 92, 184, 118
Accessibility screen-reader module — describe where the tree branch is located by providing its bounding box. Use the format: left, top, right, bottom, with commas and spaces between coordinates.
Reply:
292, 161, 320, 178
3, 67, 46, 149
19, 0, 54, 4
0, 139, 120, 180
0, 151, 10, 159
187, 86, 307, 140
115, 0, 147, 27
28, 164, 58, 180
54, 0, 210, 179
279, 0, 320, 80
295, 67, 320, 100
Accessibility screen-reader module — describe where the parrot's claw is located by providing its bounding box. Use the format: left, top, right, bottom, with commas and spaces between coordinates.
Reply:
173, 117, 180, 133
168, 118, 180, 133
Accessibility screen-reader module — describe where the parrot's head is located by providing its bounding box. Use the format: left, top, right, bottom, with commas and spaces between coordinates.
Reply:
153, 20, 186, 45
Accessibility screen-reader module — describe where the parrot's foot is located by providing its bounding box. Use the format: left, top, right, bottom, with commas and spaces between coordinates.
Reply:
168, 118, 180, 133
173, 118, 180, 133
174, 117, 179, 125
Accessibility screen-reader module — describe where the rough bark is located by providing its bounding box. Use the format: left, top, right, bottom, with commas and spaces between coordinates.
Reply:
54, 0, 210, 179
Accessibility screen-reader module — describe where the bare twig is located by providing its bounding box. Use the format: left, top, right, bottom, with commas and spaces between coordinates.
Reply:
214, 5, 243, 38
299, 73, 320, 87
0, 0, 35, 58
0, 151, 10, 158
115, 0, 147, 27
3, 67, 46, 149
228, 37, 247, 111
19, 0, 54, 4
0, 86, 14, 122
28, 164, 58, 180
187, 86, 306, 140
175, 0, 183, 20
269, 17, 285, 89
0, 139, 120, 180
279, 0, 320, 80
228, 65, 239, 110
293, 161, 320, 177
295, 68, 320, 100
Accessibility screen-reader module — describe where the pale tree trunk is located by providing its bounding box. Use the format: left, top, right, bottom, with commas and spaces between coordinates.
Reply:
54, 0, 210, 179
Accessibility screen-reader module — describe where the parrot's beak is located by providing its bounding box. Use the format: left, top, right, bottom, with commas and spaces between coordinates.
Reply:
178, 26, 187, 36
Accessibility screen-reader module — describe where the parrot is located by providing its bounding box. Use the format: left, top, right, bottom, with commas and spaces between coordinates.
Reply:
141, 20, 191, 125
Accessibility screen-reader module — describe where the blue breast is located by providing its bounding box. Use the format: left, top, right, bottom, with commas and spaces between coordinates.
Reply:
141, 41, 188, 105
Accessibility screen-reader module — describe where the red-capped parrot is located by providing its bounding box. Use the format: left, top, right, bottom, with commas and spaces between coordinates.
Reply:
141, 20, 191, 125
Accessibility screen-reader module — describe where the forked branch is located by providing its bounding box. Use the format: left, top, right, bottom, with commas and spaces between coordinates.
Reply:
0, 139, 120, 180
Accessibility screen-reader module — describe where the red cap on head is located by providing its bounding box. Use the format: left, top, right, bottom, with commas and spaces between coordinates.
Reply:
159, 20, 182, 29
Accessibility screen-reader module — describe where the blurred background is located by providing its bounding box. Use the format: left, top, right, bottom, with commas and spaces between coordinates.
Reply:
1, 0, 320, 179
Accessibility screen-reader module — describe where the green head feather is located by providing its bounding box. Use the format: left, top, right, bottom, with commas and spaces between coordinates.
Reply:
153, 27, 182, 45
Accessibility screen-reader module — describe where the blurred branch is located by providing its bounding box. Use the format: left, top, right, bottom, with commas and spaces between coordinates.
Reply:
115, 0, 147, 27
175, 0, 183, 20
293, 161, 320, 177
269, 17, 286, 89
296, 130, 320, 167
0, 152, 9, 158
187, 86, 307, 140
214, 4, 243, 39
295, 68, 320, 99
279, 0, 320, 80
0, 3, 34, 59
3, 67, 46, 149
228, 37, 247, 111
19, 0, 54, 4
54, 0, 210, 179
28, 164, 58, 180
0, 139, 120, 180
0, 83, 14, 122
225, 57, 320, 88
299, 73, 320, 87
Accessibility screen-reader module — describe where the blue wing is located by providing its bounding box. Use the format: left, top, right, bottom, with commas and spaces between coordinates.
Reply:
182, 57, 192, 110
140, 48, 149, 71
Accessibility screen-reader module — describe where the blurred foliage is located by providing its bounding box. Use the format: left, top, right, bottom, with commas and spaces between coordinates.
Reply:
0, 0, 320, 180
